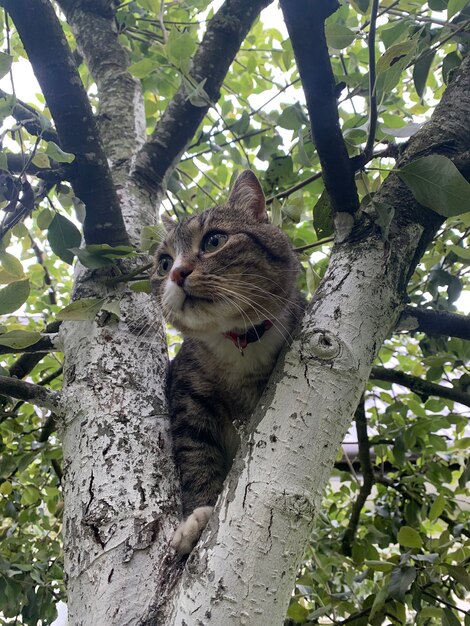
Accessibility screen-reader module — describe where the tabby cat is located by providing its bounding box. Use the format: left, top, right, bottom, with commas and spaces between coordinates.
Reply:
152, 170, 304, 554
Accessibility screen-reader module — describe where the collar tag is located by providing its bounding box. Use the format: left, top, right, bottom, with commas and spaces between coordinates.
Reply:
223, 320, 273, 354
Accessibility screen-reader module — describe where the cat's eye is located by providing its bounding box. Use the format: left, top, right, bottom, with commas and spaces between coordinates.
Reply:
157, 254, 173, 276
202, 232, 228, 253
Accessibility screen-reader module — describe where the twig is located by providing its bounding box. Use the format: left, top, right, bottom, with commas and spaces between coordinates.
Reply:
0, 375, 62, 413
341, 398, 374, 556
370, 367, 470, 409
293, 237, 334, 253
364, 0, 379, 161
105, 261, 154, 286
267, 171, 323, 204
397, 306, 470, 341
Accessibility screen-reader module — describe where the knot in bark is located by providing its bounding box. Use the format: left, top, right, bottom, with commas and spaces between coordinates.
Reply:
305, 329, 341, 361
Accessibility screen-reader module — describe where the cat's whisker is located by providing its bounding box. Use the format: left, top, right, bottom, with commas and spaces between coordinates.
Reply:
215, 292, 253, 334
215, 285, 293, 345
217, 279, 305, 311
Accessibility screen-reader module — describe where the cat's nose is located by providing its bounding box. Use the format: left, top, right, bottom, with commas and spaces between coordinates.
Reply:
170, 265, 193, 287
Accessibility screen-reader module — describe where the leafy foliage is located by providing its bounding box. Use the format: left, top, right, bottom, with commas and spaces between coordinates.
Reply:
0, 0, 469, 623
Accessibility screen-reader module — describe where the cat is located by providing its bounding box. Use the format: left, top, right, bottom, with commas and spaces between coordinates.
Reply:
151, 170, 305, 555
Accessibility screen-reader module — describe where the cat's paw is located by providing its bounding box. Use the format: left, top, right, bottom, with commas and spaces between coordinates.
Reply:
171, 506, 214, 555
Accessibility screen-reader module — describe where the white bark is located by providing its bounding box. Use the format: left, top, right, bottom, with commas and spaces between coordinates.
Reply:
59, 289, 180, 625
170, 224, 423, 625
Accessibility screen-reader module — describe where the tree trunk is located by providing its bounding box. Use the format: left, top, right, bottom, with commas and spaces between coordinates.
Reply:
59, 285, 180, 624
61, 53, 468, 626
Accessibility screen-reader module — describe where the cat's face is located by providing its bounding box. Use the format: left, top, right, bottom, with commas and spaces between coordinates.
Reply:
151, 171, 300, 338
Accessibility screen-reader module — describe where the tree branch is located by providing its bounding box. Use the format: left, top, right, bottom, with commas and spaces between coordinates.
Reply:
5, 153, 70, 182
364, 0, 379, 160
0, 375, 62, 413
370, 366, 470, 408
341, 398, 374, 556
56, 0, 146, 171
1, 0, 129, 246
397, 306, 470, 341
0, 87, 59, 143
0, 333, 59, 358
133, 0, 273, 195
279, 0, 359, 216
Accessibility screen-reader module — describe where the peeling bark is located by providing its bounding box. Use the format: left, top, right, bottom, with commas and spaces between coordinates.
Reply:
59, 290, 181, 625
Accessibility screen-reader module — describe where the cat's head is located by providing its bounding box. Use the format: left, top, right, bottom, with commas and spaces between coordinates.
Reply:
151, 170, 300, 338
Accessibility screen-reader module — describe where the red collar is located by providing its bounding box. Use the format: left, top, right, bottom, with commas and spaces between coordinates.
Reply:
223, 320, 273, 351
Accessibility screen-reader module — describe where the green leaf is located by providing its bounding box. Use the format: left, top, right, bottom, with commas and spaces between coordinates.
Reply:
45, 141, 75, 164
429, 494, 446, 521
325, 23, 356, 49
265, 155, 293, 190
287, 600, 309, 622
85, 244, 136, 259
313, 190, 334, 239
448, 0, 468, 18
228, 111, 250, 135
397, 526, 423, 548
128, 58, 154, 79
376, 41, 417, 98
398, 155, 470, 217
382, 122, 422, 138
166, 31, 196, 64
101, 300, 121, 319
0, 331, 41, 349
36, 209, 55, 230
31, 153, 50, 169
0, 481, 12, 495
351, 0, 369, 13
21, 485, 40, 506
282, 195, 304, 223
413, 51, 436, 99
365, 560, 395, 573
443, 607, 462, 626
0, 93, 15, 125
0, 280, 30, 315
183, 77, 210, 107
141, 224, 164, 253
377, 42, 415, 75
277, 103, 308, 131
68, 247, 114, 269
0, 251, 24, 279
0, 52, 13, 80
56, 298, 104, 321
374, 201, 395, 241
369, 584, 390, 620
387, 566, 417, 602
130, 279, 151, 294
442, 564, 470, 590
442, 52, 461, 85
47, 214, 82, 265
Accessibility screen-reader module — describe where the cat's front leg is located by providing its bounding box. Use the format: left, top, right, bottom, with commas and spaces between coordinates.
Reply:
170, 397, 232, 555
171, 506, 214, 555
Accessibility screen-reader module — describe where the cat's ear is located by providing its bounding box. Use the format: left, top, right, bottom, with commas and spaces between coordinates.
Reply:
228, 170, 267, 222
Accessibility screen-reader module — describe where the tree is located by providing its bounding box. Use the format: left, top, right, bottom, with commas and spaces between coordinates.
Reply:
0, 0, 469, 624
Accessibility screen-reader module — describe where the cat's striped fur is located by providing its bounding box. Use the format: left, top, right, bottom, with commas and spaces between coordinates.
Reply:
152, 170, 304, 554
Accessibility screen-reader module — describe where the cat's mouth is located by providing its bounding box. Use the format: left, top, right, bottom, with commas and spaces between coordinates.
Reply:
182, 292, 213, 308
